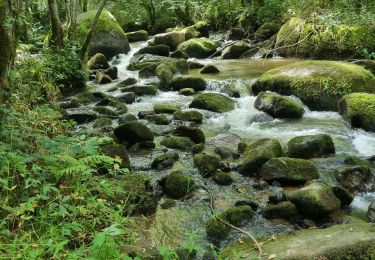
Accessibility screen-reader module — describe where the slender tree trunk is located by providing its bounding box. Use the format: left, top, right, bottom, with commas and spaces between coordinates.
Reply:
83, 0, 88, 12
79, 0, 107, 60
67, 0, 79, 39
48, 0, 64, 49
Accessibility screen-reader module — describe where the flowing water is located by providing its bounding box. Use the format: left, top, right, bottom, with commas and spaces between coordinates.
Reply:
83, 42, 375, 254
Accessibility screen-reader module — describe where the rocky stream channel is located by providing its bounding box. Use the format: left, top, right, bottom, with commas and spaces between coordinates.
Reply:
60, 24, 375, 259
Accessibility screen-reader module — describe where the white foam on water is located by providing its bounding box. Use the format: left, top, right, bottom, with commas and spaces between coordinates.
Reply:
351, 192, 375, 212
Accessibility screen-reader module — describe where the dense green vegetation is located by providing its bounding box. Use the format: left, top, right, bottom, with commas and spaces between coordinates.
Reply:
1, 0, 375, 259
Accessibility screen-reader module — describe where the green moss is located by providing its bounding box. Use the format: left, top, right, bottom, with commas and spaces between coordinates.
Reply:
178, 88, 195, 96
125, 30, 148, 42
240, 138, 284, 176
200, 64, 220, 74
93, 106, 118, 116
93, 117, 112, 128
154, 104, 179, 114
114, 121, 154, 145
173, 110, 203, 123
262, 201, 298, 219
189, 93, 235, 113
287, 134, 335, 159
121, 85, 158, 96
252, 60, 375, 111
220, 223, 375, 259
145, 114, 170, 125
276, 17, 375, 59
339, 93, 375, 132
193, 153, 220, 177
165, 171, 195, 199
170, 76, 207, 91
258, 157, 319, 184
213, 171, 234, 186
177, 37, 218, 58
160, 136, 194, 150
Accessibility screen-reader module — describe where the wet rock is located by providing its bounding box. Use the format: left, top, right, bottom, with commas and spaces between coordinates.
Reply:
252, 61, 375, 111
155, 63, 174, 87
334, 165, 373, 193
126, 30, 148, 42
145, 114, 170, 125
160, 136, 194, 150
170, 76, 207, 91
254, 23, 280, 42
239, 48, 258, 59
259, 157, 319, 184
165, 171, 195, 199
287, 134, 335, 159
151, 152, 179, 169
235, 200, 259, 210
86, 53, 109, 70
331, 185, 354, 206
138, 64, 158, 78
173, 110, 203, 123
128, 54, 187, 72
154, 104, 179, 114
95, 71, 112, 84
237, 142, 247, 154
248, 111, 274, 124
104, 66, 118, 80
160, 198, 176, 209
115, 92, 135, 104
93, 117, 112, 128
226, 28, 245, 40
220, 223, 375, 259
170, 50, 189, 59
206, 206, 253, 241
200, 64, 220, 74
222, 41, 251, 59
178, 88, 195, 96
214, 146, 233, 159
121, 85, 158, 96
66, 108, 97, 124
193, 153, 220, 177
191, 143, 204, 154
95, 96, 128, 114
114, 121, 154, 146
339, 92, 375, 132
118, 113, 137, 124
99, 141, 131, 170
75, 10, 130, 59
253, 180, 269, 190
240, 138, 284, 176
351, 59, 375, 75
187, 60, 205, 69
177, 37, 218, 58
153, 31, 186, 50
93, 106, 118, 117
173, 126, 205, 144
262, 201, 299, 219
138, 110, 155, 119
269, 190, 287, 203
288, 182, 341, 219
254, 91, 305, 119
116, 77, 137, 88
189, 93, 235, 113
368, 201, 375, 222
213, 171, 234, 186
136, 44, 170, 57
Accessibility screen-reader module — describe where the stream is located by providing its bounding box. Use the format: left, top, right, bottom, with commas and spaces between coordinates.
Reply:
79, 41, 375, 255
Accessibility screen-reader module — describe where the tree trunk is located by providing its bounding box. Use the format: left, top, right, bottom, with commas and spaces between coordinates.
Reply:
48, 0, 64, 49
67, 0, 79, 39
79, 0, 107, 61
83, 0, 88, 12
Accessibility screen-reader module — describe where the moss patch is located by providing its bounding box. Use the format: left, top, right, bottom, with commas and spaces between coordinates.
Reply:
189, 93, 235, 113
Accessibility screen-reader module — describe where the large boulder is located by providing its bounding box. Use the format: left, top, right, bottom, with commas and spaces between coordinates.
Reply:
173, 126, 205, 144
160, 136, 194, 151
170, 76, 207, 91
75, 10, 130, 59
153, 31, 186, 50
86, 53, 110, 70
189, 93, 235, 113
125, 30, 148, 42
221, 40, 251, 59
121, 85, 158, 96
193, 153, 220, 177
173, 110, 203, 123
339, 93, 375, 132
287, 134, 335, 159
262, 201, 299, 219
240, 138, 284, 176
128, 54, 187, 72
254, 92, 305, 119
177, 37, 218, 58
114, 122, 154, 146
258, 157, 319, 184
252, 61, 375, 111
276, 17, 375, 59
164, 171, 195, 199
288, 182, 341, 219
220, 223, 375, 259
135, 44, 170, 57
334, 165, 373, 193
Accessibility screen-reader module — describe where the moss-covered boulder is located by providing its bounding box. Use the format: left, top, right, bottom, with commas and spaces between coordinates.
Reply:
334, 165, 373, 193
287, 134, 335, 159
125, 30, 148, 42
254, 23, 280, 42
135, 44, 170, 57
200, 64, 220, 74
288, 182, 341, 219
173, 126, 205, 144
193, 153, 220, 177
351, 59, 375, 75
252, 61, 375, 111
262, 201, 299, 219
213, 171, 234, 186
127, 54, 187, 73
151, 152, 179, 169
170, 50, 189, 59
116, 77, 137, 88
259, 157, 319, 184
93, 117, 112, 128
369, 201, 375, 223
254, 92, 305, 119
95, 71, 112, 84
153, 31, 186, 50
170, 76, 207, 91
221, 40, 251, 59
177, 37, 218, 58
66, 108, 97, 124
220, 223, 375, 259
189, 93, 235, 113
145, 114, 170, 125
121, 85, 158, 96
114, 122, 154, 146
154, 104, 179, 114
86, 53, 110, 70
240, 138, 284, 176
100, 141, 131, 170
276, 17, 375, 59
160, 136, 195, 150
178, 88, 195, 96
75, 10, 130, 59
339, 93, 375, 132
93, 106, 118, 117
173, 110, 203, 123
165, 171, 195, 199
206, 206, 254, 241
